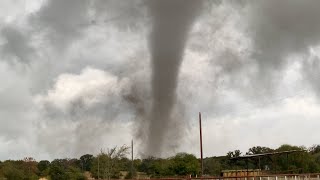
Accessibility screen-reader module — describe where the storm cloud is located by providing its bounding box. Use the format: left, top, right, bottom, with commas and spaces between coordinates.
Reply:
0, 0, 320, 160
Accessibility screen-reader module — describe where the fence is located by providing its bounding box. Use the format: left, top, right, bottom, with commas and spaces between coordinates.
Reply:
122, 174, 320, 180
190, 174, 320, 180
99, 174, 320, 180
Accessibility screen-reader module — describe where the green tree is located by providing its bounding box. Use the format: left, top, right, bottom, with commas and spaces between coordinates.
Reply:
170, 153, 200, 176
120, 157, 140, 179
246, 146, 274, 170
138, 157, 156, 175
1, 161, 26, 180
38, 160, 50, 176
275, 144, 319, 173
203, 157, 222, 176
22, 157, 39, 180
49, 159, 85, 180
247, 146, 273, 155
226, 150, 247, 169
0, 159, 39, 180
65, 166, 86, 180
49, 159, 68, 180
91, 145, 130, 179
138, 157, 173, 177
227, 150, 242, 158
309, 145, 320, 155
80, 154, 94, 171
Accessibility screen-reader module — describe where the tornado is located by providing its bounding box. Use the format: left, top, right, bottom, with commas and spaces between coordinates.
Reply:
146, 0, 202, 156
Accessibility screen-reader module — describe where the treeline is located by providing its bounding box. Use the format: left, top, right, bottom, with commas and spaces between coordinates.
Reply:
0, 144, 320, 180
204, 144, 320, 175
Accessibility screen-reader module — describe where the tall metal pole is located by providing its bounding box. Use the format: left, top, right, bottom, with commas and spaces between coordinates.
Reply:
199, 112, 203, 177
131, 139, 134, 179
98, 155, 100, 179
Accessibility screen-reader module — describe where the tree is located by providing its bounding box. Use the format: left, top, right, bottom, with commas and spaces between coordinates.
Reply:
80, 154, 94, 171
65, 166, 86, 180
246, 146, 274, 170
138, 156, 173, 177
120, 157, 140, 179
226, 150, 248, 169
203, 157, 222, 176
227, 150, 242, 158
0, 159, 39, 180
49, 159, 85, 180
38, 160, 50, 176
170, 153, 200, 176
1, 161, 26, 180
247, 146, 273, 155
91, 145, 130, 179
49, 159, 68, 180
139, 157, 157, 176
22, 157, 39, 180
275, 144, 319, 173
309, 145, 320, 155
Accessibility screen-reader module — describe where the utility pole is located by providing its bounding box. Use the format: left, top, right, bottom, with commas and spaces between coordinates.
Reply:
131, 139, 134, 179
199, 112, 204, 177
98, 155, 100, 179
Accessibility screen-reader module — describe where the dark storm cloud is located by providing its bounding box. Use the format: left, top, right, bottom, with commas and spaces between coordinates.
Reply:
302, 54, 320, 98
191, 0, 320, 99
91, 0, 147, 29
0, 25, 34, 64
247, 0, 320, 94
31, 0, 90, 50
1, 0, 320, 160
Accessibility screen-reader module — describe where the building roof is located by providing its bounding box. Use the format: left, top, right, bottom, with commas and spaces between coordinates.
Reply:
230, 150, 305, 160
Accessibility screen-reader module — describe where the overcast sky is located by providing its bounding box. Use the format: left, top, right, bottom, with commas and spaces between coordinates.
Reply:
0, 0, 320, 161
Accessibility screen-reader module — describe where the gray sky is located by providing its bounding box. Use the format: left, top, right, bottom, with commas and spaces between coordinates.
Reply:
0, 0, 320, 160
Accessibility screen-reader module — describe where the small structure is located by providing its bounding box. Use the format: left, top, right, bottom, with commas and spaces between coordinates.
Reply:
230, 150, 305, 174
222, 169, 264, 177
119, 171, 150, 179
136, 172, 150, 179
83, 171, 95, 180
119, 171, 129, 179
